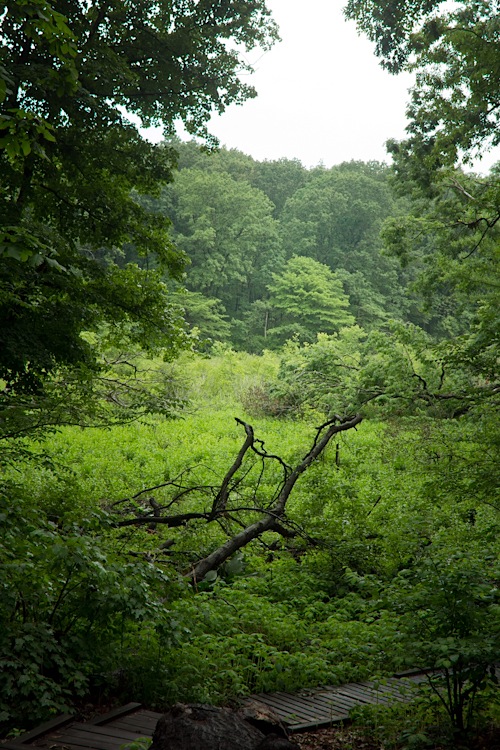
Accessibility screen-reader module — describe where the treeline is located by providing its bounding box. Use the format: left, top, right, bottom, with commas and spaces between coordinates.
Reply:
127, 143, 438, 351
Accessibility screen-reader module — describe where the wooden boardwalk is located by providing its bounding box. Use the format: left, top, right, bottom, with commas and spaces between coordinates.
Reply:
1, 673, 426, 750
1, 704, 163, 750
242, 673, 425, 731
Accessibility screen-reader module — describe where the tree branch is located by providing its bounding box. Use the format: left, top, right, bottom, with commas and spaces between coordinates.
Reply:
188, 414, 362, 582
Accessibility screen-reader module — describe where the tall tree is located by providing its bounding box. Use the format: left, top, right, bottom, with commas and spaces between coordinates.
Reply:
252, 157, 308, 217
345, 0, 500, 400
171, 168, 282, 317
280, 164, 408, 325
344, 0, 500, 166
266, 255, 355, 345
0, 0, 278, 434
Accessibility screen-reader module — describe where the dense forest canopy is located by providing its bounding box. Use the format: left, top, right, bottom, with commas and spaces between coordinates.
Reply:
1, 1, 499, 747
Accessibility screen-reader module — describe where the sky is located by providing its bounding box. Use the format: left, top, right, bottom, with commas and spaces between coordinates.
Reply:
141, 0, 500, 171
206, 0, 414, 168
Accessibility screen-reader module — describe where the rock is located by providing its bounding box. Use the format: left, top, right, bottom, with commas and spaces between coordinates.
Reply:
237, 700, 288, 738
254, 733, 301, 749
150, 703, 265, 750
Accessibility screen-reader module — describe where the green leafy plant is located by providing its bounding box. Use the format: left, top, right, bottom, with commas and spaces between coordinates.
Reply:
121, 738, 152, 750
388, 549, 500, 737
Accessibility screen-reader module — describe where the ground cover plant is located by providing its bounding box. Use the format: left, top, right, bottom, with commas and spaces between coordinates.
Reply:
1, 349, 499, 749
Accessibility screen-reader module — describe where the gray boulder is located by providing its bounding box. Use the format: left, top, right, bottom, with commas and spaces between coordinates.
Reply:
150, 703, 264, 750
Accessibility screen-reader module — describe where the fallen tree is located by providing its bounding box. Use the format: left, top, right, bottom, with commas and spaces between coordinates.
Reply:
112, 413, 362, 582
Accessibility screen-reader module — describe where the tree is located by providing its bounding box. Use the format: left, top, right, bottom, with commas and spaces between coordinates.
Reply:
243, 320, 487, 421
0, 0, 278, 434
387, 549, 500, 737
280, 164, 410, 326
252, 157, 308, 217
333, 11, 500, 737
265, 255, 355, 345
344, 0, 500, 166
0, 409, 362, 731
172, 290, 232, 346
170, 168, 282, 318
345, 0, 500, 406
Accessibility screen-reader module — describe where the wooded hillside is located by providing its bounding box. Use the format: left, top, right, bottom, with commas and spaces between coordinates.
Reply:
1, 2, 499, 748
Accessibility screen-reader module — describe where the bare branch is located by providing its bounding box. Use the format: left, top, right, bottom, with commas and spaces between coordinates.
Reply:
189, 414, 363, 583
110, 416, 363, 583
210, 419, 254, 516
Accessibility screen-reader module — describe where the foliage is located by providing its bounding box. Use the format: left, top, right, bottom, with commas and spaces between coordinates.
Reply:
2, 2, 500, 745
345, 0, 500, 164
265, 256, 355, 345
1, 349, 500, 736
1, 1, 278, 149
1, 0, 278, 435
387, 548, 500, 734
280, 163, 409, 326
0, 314, 190, 445
346, 0, 499, 432
170, 168, 282, 317
171, 290, 232, 347
0, 478, 178, 732
156, 147, 427, 350
243, 320, 487, 421
346, 0, 500, 402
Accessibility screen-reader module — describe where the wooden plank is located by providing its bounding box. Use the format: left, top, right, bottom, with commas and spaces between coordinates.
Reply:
62, 723, 141, 741
311, 697, 353, 714
3, 714, 75, 744
288, 716, 347, 731
56, 729, 130, 750
320, 689, 377, 708
53, 735, 120, 750
107, 710, 162, 737
111, 710, 161, 723
13, 671, 428, 749
244, 671, 428, 731
362, 683, 412, 702
312, 690, 357, 707
359, 678, 408, 693
88, 703, 142, 726
45, 742, 102, 750
272, 691, 345, 714
320, 685, 364, 705
313, 692, 363, 712
110, 713, 159, 725
289, 707, 347, 722
254, 695, 326, 723
48, 739, 126, 750
338, 685, 394, 704
285, 707, 348, 725
109, 718, 158, 734
120, 710, 162, 720
259, 703, 322, 724
265, 693, 337, 721
248, 693, 318, 718
333, 685, 381, 704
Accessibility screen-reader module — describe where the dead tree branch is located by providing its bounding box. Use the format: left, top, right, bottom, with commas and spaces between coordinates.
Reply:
188, 414, 362, 583
111, 415, 362, 585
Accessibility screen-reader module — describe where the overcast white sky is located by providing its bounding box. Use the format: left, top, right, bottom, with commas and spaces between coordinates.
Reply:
206, 0, 414, 168
141, 0, 499, 171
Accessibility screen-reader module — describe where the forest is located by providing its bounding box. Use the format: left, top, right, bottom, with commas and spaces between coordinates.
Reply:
1, 1, 499, 748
